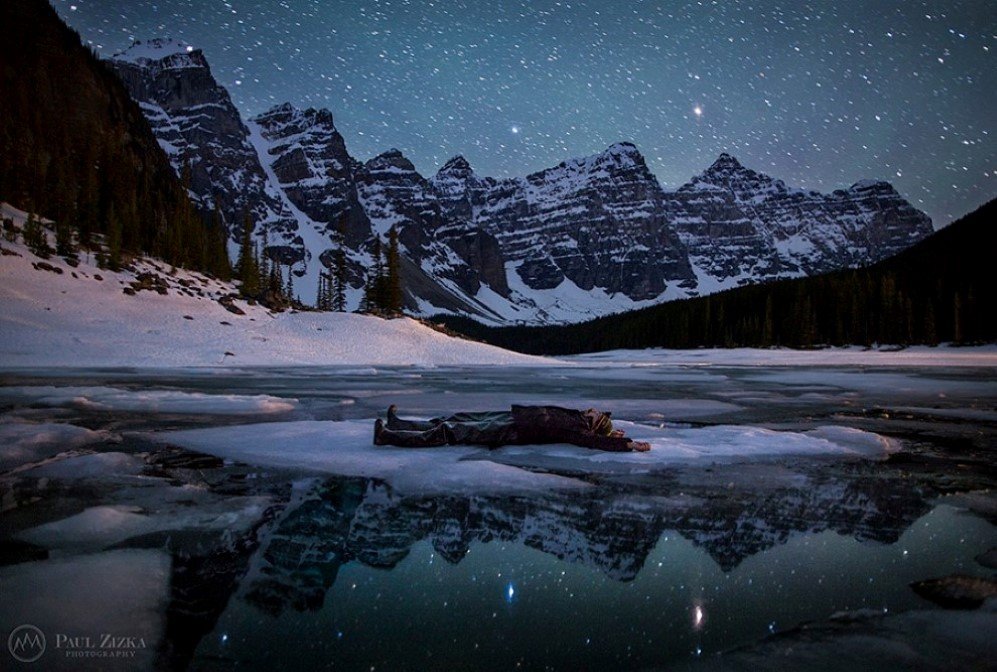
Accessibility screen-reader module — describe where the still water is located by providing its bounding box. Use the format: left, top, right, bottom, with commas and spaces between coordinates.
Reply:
1, 362, 994, 670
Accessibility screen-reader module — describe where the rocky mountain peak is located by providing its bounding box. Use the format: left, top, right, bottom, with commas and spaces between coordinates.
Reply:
366, 149, 417, 173
848, 179, 899, 195
681, 152, 782, 197
111, 38, 935, 323
708, 152, 744, 171
254, 103, 337, 132
602, 141, 643, 161
437, 155, 474, 177
112, 38, 206, 69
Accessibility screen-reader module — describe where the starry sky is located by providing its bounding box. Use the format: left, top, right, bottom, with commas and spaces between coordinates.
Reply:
55, 0, 994, 226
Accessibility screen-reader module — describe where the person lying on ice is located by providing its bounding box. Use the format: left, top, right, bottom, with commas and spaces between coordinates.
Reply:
373, 404, 651, 452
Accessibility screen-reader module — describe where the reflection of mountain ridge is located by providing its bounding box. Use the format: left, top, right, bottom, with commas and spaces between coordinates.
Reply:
241, 468, 937, 615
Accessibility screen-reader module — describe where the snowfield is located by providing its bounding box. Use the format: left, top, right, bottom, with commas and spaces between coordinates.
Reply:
3, 203, 994, 369
0, 204, 554, 368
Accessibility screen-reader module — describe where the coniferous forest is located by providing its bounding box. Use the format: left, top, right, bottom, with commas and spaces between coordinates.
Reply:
0, 0, 230, 277
437, 199, 996, 355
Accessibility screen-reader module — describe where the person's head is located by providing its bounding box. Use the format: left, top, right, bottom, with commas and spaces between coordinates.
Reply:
584, 408, 613, 436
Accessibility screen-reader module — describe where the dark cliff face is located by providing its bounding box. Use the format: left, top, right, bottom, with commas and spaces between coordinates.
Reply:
432, 142, 697, 302
108, 40, 299, 253
250, 103, 371, 249
108, 41, 933, 321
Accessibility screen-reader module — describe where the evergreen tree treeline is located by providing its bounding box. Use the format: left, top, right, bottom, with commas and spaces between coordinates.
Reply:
359, 228, 403, 315
437, 199, 997, 354
0, 0, 229, 278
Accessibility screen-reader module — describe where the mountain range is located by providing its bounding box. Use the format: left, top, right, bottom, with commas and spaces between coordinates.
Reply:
107, 39, 933, 325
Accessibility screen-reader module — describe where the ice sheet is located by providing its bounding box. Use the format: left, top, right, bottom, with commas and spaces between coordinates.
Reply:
160, 420, 587, 496
23, 452, 146, 479
569, 346, 997, 368
159, 419, 898, 492
0, 385, 297, 414
0, 421, 109, 471
18, 496, 270, 554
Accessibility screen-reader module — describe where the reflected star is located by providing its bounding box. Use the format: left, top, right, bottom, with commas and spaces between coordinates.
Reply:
693, 105, 703, 118
511, 125, 520, 134
693, 604, 705, 630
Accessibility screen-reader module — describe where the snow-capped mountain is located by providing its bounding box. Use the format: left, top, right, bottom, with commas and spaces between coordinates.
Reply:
107, 40, 301, 255
667, 153, 934, 291
108, 41, 933, 325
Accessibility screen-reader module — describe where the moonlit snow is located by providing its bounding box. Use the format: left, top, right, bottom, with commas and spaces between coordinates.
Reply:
0, 203, 553, 368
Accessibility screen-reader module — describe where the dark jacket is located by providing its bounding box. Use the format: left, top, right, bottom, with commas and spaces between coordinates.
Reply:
511, 405, 634, 452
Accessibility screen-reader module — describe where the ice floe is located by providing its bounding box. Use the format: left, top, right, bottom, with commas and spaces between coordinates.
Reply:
159, 419, 899, 493
0, 385, 297, 414
0, 420, 109, 471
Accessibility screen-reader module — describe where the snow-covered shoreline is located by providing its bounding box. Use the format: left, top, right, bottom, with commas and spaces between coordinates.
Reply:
0, 204, 555, 368
567, 344, 997, 368
2, 202, 994, 370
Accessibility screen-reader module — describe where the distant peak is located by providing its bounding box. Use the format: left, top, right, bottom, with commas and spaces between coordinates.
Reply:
707, 152, 744, 171
367, 148, 415, 172
111, 38, 201, 65
605, 141, 640, 154
438, 155, 473, 174
270, 102, 298, 114
850, 178, 896, 192
253, 103, 337, 130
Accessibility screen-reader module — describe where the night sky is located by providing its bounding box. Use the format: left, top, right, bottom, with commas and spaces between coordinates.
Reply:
55, 0, 994, 226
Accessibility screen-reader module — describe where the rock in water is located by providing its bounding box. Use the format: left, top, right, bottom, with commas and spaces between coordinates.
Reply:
910, 574, 997, 609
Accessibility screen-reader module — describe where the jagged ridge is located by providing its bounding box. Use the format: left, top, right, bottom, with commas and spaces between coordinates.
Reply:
107, 42, 933, 324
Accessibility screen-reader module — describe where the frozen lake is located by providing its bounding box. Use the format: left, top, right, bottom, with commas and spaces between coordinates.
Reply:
1, 358, 995, 670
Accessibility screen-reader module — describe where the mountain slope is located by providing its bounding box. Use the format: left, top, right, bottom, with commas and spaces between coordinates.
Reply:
437, 198, 996, 353
105, 40, 933, 325
0, 204, 551, 367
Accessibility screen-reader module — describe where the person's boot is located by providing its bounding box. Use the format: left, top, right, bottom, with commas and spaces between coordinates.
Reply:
373, 418, 386, 445
386, 404, 400, 428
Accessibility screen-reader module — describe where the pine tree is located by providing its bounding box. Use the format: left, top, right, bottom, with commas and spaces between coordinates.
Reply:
333, 247, 348, 312
256, 244, 269, 298
2, 218, 16, 243
206, 204, 232, 280
362, 237, 385, 314
24, 212, 52, 258
385, 226, 403, 314
55, 218, 75, 258
236, 212, 259, 297
316, 272, 327, 310
268, 256, 283, 296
